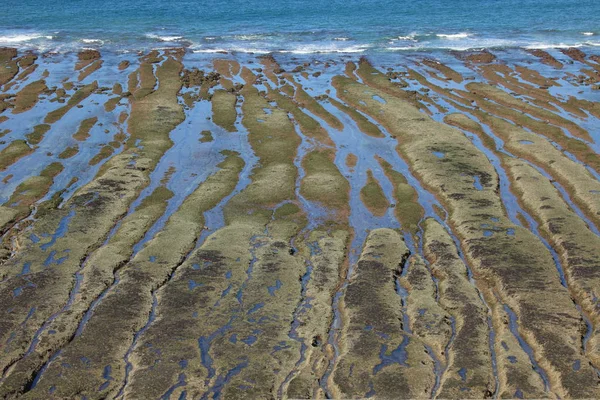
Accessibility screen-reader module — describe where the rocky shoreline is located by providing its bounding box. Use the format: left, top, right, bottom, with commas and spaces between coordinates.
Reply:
0, 46, 599, 399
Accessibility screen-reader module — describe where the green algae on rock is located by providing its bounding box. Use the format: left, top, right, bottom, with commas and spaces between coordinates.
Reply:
1, 48, 600, 400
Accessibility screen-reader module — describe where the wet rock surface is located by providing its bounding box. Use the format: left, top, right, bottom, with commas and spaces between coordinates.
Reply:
0, 47, 600, 399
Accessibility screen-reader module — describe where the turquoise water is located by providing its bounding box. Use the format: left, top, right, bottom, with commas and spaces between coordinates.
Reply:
2, 0, 600, 53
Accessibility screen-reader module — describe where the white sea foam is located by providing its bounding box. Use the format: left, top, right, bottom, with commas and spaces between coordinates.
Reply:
436, 32, 471, 39
386, 36, 524, 51
192, 43, 368, 54
0, 34, 53, 43
582, 32, 595, 36
145, 34, 183, 42
446, 38, 517, 50
333, 37, 349, 41
280, 44, 368, 54
230, 47, 271, 54
385, 46, 420, 51
524, 42, 583, 49
234, 34, 268, 41
192, 48, 227, 53
396, 33, 418, 41
192, 47, 270, 54
81, 38, 104, 44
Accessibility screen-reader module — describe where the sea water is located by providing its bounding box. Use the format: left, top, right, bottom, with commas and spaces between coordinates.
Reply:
1, 0, 600, 53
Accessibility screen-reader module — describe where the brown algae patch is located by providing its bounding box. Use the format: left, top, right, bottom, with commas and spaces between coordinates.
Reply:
118, 60, 130, 71
211, 90, 238, 132
292, 82, 343, 131
74, 49, 100, 70
78, 59, 103, 81
376, 156, 423, 236
422, 58, 464, 83
58, 146, 79, 159
0, 47, 19, 87
12, 80, 47, 114
104, 96, 121, 112
24, 124, 50, 145
514, 65, 560, 88
466, 82, 592, 142
259, 54, 283, 85
73, 117, 98, 141
527, 49, 563, 69
456, 50, 497, 64
560, 47, 593, 65
0, 140, 33, 170
300, 149, 350, 217
44, 81, 98, 124
360, 170, 389, 216
89, 145, 115, 166
345, 153, 358, 170
265, 87, 334, 146
328, 97, 384, 137
344, 61, 358, 80
199, 130, 213, 143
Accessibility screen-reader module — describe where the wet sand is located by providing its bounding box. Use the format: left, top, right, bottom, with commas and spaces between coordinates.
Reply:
0, 46, 600, 399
